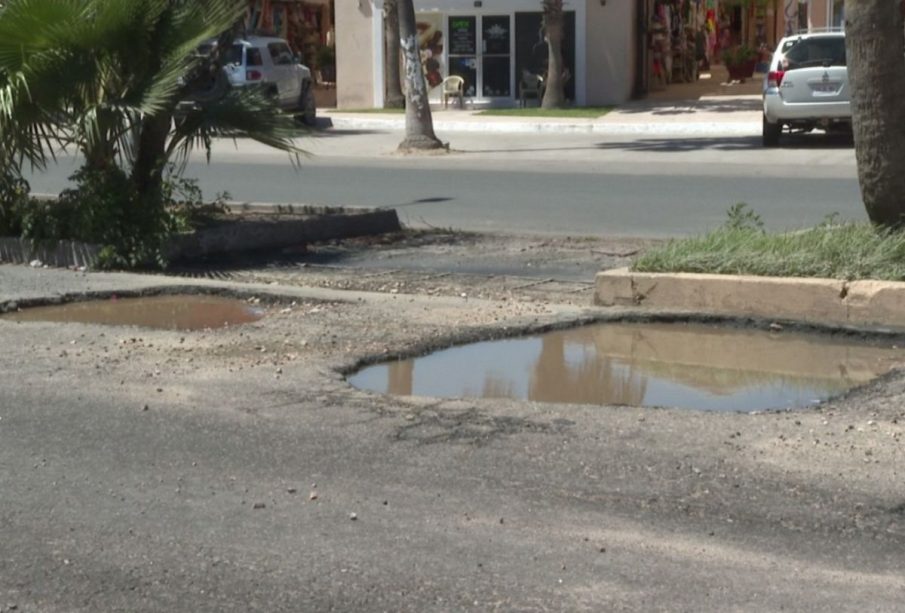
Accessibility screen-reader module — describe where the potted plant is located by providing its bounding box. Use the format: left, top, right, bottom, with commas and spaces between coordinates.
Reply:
721, 45, 758, 82
316, 44, 335, 83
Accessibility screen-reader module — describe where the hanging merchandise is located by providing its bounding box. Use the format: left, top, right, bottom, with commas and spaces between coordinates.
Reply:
650, 0, 701, 85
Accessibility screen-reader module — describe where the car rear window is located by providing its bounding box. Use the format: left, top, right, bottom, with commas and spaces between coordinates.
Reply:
268, 42, 294, 66
246, 47, 263, 67
783, 38, 846, 70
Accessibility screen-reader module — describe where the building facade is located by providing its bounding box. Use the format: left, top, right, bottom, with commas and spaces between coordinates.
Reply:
334, 0, 843, 110
336, 0, 634, 109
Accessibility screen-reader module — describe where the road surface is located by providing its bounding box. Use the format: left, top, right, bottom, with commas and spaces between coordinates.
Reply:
27, 129, 861, 237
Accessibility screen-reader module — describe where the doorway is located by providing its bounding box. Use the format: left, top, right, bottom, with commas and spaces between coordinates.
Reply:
447, 15, 513, 101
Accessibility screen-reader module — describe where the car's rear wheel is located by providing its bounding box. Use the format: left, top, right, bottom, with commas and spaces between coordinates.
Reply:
763, 115, 782, 147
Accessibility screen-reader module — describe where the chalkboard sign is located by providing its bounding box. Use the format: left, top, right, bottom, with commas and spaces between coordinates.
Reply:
449, 16, 476, 55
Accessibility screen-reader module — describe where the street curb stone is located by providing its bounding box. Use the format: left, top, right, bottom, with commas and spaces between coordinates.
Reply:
327, 116, 760, 136
595, 268, 905, 330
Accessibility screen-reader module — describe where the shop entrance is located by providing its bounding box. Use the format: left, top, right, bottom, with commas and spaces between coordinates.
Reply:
445, 15, 513, 100
416, 10, 574, 107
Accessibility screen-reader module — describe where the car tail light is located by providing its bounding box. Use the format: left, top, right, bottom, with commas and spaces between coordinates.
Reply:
767, 70, 785, 88
246, 70, 262, 81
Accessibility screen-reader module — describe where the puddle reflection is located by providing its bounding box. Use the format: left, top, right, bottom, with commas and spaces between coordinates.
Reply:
349, 322, 905, 411
1, 295, 264, 331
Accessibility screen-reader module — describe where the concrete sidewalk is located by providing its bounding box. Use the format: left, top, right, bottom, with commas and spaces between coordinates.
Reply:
323, 66, 763, 136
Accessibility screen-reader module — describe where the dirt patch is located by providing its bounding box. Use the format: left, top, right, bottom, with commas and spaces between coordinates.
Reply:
172, 229, 660, 305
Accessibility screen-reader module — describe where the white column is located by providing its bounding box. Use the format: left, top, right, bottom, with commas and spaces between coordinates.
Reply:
574, 0, 587, 106
372, 0, 385, 108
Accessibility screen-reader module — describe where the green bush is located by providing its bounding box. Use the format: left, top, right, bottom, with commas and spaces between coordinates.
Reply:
721, 45, 758, 66
0, 169, 31, 236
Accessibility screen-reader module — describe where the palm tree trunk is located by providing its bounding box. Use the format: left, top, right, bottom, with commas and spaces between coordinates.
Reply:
541, 0, 566, 109
397, 0, 444, 151
844, 0, 905, 227
131, 114, 171, 205
384, 0, 405, 109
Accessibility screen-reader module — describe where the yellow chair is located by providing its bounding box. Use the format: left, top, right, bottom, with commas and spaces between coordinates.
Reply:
442, 75, 465, 109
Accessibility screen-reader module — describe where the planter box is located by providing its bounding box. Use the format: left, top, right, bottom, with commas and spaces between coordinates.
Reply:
2, 206, 401, 269
596, 268, 905, 330
726, 60, 758, 83
165, 207, 401, 262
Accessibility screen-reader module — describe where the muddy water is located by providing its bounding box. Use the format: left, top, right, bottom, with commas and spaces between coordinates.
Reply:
349, 322, 905, 411
1, 295, 264, 331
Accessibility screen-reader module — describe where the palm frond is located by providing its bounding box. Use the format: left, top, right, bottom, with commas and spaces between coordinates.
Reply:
168, 86, 306, 170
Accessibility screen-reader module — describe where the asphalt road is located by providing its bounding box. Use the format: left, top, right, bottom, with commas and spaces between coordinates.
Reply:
27, 130, 862, 237
3, 267, 905, 612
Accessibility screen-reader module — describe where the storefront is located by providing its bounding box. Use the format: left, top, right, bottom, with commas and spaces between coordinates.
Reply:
637, 0, 706, 94
246, 1, 335, 80
336, 1, 638, 110
404, 2, 583, 107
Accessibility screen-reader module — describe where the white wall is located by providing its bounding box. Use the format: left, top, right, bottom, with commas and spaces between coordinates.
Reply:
336, 0, 377, 109
585, 0, 635, 105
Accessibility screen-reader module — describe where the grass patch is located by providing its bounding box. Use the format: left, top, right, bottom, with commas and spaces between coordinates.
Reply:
476, 106, 612, 118
633, 207, 905, 281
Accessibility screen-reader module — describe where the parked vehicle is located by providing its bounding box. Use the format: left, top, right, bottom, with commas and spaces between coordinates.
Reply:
762, 31, 849, 147
198, 35, 316, 126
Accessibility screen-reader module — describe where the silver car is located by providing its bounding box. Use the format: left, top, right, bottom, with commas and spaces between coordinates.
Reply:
200, 35, 316, 126
762, 31, 849, 146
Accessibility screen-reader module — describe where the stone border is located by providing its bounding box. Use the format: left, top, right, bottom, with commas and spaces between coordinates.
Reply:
0, 207, 401, 268
595, 268, 905, 330
165, 207, 401, 261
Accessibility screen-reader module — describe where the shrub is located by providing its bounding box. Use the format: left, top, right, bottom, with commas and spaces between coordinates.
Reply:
0, 169, 31, 236
721, 45, 758, 66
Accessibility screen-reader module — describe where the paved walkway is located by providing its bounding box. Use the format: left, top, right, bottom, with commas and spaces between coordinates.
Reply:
322, 66, 764, 136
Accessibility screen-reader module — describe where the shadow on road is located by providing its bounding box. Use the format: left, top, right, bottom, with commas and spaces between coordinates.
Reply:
310, 128, 384, 138
593, 133, 853, 152
615, 97, 763, 115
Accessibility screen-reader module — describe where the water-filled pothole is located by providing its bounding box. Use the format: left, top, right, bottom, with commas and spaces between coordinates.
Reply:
1, 295, 264, 331
349, 322, 905, 411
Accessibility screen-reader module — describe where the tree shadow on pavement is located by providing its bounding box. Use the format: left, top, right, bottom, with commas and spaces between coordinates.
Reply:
594, 133, 853, 152
309, 128, 385, 138
614, 97, 763, 115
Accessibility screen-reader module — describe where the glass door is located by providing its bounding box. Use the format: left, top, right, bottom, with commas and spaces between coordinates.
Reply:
448, 16, 477, 97
481, 16, 512, 98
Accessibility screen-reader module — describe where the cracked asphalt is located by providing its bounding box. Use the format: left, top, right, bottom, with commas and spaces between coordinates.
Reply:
1, 236, 905, 612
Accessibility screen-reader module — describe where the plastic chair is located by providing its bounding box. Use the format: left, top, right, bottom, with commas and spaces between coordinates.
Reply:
519, 72, 543, 107
442, 76, 465, 109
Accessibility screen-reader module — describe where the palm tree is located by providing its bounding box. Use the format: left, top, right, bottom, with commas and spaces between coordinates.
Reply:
0, 0, 302, 263
844, 0, 905, 227
541, 0, 566, 109
383, 0, 405, 109
396, 0, 444, 151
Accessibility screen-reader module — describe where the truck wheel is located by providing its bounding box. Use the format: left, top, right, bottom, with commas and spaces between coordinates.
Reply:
763, 115, 781, 147
298, 84, 317, 126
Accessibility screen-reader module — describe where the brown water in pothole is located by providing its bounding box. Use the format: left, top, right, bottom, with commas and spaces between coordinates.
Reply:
1, 295, 264, 331
349, 322, 905, 411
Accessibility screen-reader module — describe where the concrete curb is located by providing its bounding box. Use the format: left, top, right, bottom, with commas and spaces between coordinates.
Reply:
167, 208, 401, 262
595, 268, 905, 330
327, 115, 760, 136
1, 207, 401, 269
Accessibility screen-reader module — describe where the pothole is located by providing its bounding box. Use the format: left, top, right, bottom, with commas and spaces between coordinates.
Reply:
349, 322, 905, 412
0, 295, 265, 331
